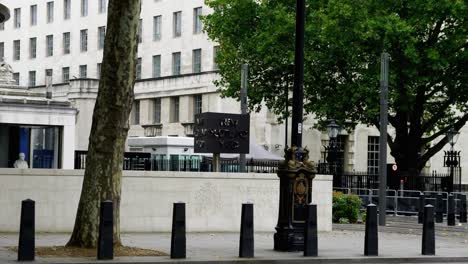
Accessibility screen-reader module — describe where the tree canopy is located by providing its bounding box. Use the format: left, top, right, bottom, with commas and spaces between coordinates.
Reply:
204, 0, 467, 173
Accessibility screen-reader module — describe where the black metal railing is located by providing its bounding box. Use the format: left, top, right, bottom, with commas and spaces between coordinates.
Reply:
75, 151, 279, 173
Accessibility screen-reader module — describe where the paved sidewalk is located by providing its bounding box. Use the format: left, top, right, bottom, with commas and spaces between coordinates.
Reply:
0, 230, 467, 263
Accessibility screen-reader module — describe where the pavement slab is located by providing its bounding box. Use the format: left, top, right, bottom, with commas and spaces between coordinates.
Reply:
0, 229, 467, 264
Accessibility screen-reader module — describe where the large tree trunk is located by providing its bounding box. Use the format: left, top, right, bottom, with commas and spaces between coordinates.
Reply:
67, 0, 141, 248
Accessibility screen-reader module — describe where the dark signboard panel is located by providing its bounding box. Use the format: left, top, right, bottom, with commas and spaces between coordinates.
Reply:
194, 112, 250, 154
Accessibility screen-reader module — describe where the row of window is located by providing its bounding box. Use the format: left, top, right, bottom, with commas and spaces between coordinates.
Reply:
2, 5, 202, 42
4, 0, 107, 30
10, 46, 219, 86
3, 27, 104, 61
131, 95, 203, 126
2, 6, 203, 61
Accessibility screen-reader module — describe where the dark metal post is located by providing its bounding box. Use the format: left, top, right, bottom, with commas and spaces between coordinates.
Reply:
447, 194, 455, 226
239, 203, 254, 258
304, 204, 318, 257
284, 85, 289, 149
460, 194, 467, 223
97, 200, 113, 260
291, 0, 305, 148
418, 193, 425, 224
379, 52, 389, 226
422, 205, 435, 255
364, 204, 378, 256
171, 202, 186, 259
18, 199, 35, 261
435, 193, 444, 223
240, 64, 248, 173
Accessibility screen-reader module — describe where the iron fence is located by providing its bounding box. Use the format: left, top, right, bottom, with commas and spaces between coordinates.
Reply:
75, 151, 279, 173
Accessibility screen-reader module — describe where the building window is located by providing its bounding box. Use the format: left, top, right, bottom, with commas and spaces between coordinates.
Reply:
153, 98, 161, 124
80, 29, 88, 52
81, 0, 88, 17
172, 52, 181, 76
153, 15, 162, 41
63, 0, 71, 20
14, 8, 21, 28
136, 57, 142, 80
0, 42, 4, 59
193, 7, 202, 34
28, 71, 36, 87
194, 94, 202, 119
192, 49, 202, 73
98, 0, 107, 14
97, 63, 102, 79
152, 55, 161, 78
138, 19, 143, 43
63, 32, 70, 54
62, 67, 70, 82
46, 35, 54, 57
30, 5, 37, 26
45, 69, 53, 84
98, 26, 106, 49
13, 40, 20, 61
367, 136, 379, 174
213, 45, 220, 70
173, 11, 182, 37
47, 2, 54, 23
170, 97, 180, 123
29, 38, 37, 59
131, 100, 140, 125
0, 22, 4, 31
79, 65, 87, 78
13, 73, 20, 85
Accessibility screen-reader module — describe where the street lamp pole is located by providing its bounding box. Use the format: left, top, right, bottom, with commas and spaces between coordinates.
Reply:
291, 0, 305, 148
379, 52, 389, 226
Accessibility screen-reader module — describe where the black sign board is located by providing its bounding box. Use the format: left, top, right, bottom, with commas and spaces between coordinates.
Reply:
194, 112, 250, 154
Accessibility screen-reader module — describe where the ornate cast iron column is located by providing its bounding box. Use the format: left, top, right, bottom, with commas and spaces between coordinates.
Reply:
274, 147, 316, 251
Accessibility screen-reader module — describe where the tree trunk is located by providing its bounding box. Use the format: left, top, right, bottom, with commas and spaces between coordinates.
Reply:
67, 0, 141, 248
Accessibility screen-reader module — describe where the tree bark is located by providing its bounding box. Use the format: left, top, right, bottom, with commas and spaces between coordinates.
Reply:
67, 0, 141, 248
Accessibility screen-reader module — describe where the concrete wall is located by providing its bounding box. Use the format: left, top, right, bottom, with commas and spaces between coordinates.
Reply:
0, 169, 333, 233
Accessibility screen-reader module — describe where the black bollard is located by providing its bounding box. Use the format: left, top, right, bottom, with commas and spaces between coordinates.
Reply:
18, 199, 35, 261
171, 202, 186, 259
460, 195, 467, 223
364, 204, 378, 256
97, 200, 113, 260
418, 193, 425, 224
422, 205, 435, 255
447, 194, 455, 226
239, 203, 254, 258
304, 204, 318, 257
435, 193, 444, 223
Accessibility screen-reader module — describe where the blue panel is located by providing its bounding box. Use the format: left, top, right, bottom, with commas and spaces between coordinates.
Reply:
19, 128, 29, 162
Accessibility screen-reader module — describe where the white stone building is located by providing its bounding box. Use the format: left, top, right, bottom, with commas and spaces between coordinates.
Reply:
0, 0, 465, 183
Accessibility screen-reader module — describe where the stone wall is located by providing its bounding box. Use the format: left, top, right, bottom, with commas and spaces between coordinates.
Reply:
0, 169, 332, 233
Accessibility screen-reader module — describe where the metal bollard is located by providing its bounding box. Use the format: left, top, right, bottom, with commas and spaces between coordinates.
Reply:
171, 203, 186, 259
422, 205, 435, 255
97, 200, 113, 260
304, 204, 318, 257
18, 199, 35, 261
418, 193, 425, 224
239, 203, 254, 258
460, 194, 467, 223
447, 194, 455, 226
364, 204, 378, 256
435, 193, 444, 223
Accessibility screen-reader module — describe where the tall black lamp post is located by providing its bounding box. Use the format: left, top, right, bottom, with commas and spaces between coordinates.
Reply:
444, 127, 460, 192
274, 0, 317, 252
326, 120, 340, 186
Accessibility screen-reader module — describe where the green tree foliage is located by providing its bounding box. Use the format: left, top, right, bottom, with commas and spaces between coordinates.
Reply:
204, 0, 467, 174
332, 191, 362, 223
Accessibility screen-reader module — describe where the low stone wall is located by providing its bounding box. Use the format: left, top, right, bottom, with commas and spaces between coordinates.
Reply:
0, 169, 332, 232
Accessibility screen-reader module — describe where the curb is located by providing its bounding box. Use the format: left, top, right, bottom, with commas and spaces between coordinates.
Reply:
23, 256, 468, 264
